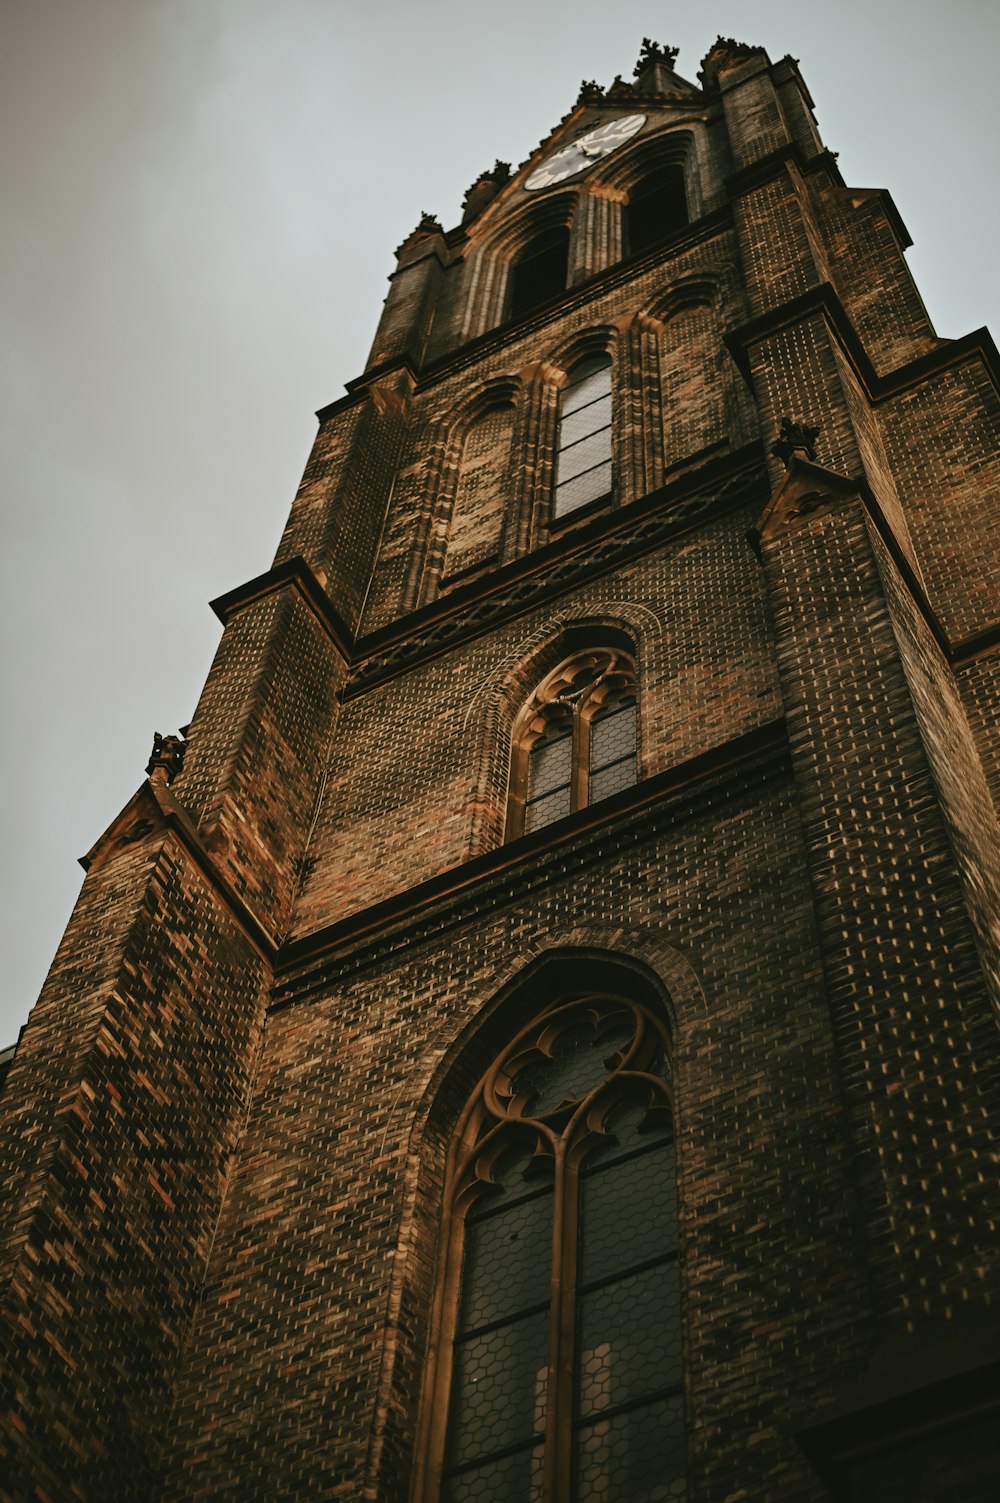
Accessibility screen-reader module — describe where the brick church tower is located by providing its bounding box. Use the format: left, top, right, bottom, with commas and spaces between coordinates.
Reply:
2, 34, 999, 1503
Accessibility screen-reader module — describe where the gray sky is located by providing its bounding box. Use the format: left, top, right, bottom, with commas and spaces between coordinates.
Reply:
1, 0, 997, 1044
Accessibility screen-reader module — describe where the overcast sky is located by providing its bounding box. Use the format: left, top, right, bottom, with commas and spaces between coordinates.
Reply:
1, 0, 997, 1045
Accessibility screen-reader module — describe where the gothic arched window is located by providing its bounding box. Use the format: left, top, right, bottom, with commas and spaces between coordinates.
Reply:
509, 226, 570, 320
553, 355, 613, 520
624, 167, 688, 257
507, 647, 637, 840
416, 994, 685, 1502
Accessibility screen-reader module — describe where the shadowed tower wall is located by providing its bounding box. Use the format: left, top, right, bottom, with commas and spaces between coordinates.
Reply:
1, 34, 999, 1503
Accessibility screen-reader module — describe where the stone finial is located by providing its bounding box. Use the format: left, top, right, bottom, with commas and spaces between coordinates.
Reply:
633, 38, 679, 77
395, 211, 445, 256
146, 732, 186, 786
698, 35, 758, 87
606, 74, 637, 101
577, 79, 605, 104
461, 162, 512, 226
771, 417, 821, 467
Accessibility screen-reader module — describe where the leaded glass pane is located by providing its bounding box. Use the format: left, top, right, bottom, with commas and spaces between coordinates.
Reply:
442, 1444, 544, 1503
576, 1394, 687, 1502
527, 735, 572, 800
461, 1190, 552, 1329
562, 361, 611, 416
554, 461, 613, 517
514, 1022, 633, 1117
591, 706, 636, 772
447, 1311, 549, 1466
577, 1261, 682, 1418
523, 786, 572, 833
589, 760, 635, 803
479, 1141, 543, 1206
558, 427, 613, 484
580, 1142, 677, 1285
560, 393, 612, 448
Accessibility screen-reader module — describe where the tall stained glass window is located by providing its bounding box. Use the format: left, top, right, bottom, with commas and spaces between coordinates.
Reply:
416, 996, 685, 1503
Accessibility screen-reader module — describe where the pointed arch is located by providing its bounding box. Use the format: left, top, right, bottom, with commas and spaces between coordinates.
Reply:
636, 273, 732, 475
462, 610, 662, 859
461, 193, 578, 340
397, 939, 697, 1503
582, 124, 705, 272
530, 327, 622, 537
403, 376, 521, 609
359, 933, 707, 1503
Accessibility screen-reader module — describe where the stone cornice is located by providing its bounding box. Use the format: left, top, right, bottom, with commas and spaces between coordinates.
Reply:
344, 446, 767, 697
725, 282, 1000, 406
80, 779, 280, 962
210, 556, 353, 661
272, 718, 789, 1001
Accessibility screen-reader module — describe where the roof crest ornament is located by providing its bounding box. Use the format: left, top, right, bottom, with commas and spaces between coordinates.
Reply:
698, 35, 759, 87
633, 39, 679, 76
461, 162, 512, 227
146, 731, 186, 787
576, 79, 605, 104
771, 416, 822, 467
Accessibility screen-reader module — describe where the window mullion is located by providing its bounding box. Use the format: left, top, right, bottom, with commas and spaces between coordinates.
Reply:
543, 1137, 578, 1503
570, 711, 590, 812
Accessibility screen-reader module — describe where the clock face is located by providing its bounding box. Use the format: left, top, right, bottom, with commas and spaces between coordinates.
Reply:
523, 114, 647, 192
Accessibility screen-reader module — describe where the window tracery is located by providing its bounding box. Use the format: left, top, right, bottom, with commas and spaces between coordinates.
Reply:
418, 994, 685, 1503
508, 648, 637, 839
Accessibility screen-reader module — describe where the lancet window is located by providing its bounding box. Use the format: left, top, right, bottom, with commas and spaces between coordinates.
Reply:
418, 994, 685, 1503
554, 355, 613, 520
508, 648, 637, 840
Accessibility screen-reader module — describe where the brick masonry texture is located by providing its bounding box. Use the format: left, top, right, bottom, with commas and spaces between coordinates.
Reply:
1, 34, 999, 1503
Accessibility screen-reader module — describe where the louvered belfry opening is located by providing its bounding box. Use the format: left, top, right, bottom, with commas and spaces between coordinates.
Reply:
624, 165, 687, 256
509, 225, 570, 319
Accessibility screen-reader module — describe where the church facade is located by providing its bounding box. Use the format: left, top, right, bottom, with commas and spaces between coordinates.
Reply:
1, 35, 999, 1503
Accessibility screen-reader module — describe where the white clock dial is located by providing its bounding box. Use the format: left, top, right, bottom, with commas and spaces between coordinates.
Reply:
524, 113, 646, 192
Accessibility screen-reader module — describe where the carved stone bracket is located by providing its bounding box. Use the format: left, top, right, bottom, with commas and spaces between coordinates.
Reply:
146, 732, 186, 786
771, 416, 821, 467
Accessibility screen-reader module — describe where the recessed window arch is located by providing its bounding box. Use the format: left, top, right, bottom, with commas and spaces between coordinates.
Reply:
443, 402, 515, 583
624, 165, 688, 256
509, 224, 570, 320
554, 353, 614, 520
507, 646, 637, 839
416, 990, 685, 1503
